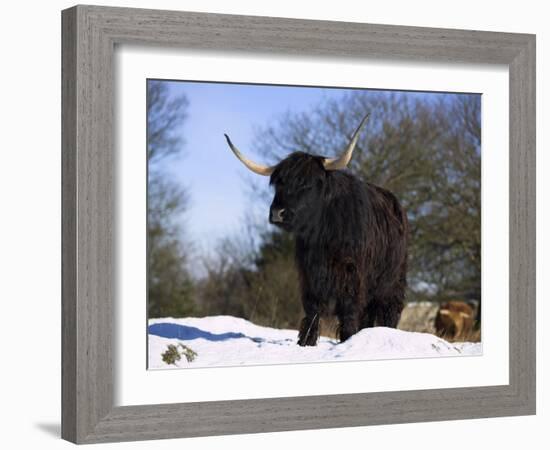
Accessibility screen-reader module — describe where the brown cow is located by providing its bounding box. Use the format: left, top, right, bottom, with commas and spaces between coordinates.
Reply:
434, 301, 476, 341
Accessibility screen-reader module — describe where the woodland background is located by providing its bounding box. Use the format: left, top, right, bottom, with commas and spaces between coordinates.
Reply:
147, 80, 481, 334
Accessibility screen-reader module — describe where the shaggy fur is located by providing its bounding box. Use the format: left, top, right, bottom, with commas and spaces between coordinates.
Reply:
434, 301, 475, 341
268, 152, 408, 346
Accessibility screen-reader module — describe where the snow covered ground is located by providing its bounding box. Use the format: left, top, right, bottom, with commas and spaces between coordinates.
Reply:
148, 316, 482, 369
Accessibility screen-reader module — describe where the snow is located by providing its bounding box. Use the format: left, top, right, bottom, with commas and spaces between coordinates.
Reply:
148, 316, 482, 369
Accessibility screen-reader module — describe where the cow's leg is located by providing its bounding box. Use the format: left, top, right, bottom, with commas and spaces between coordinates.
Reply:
298, 294, 320, 346
337, 298, 360, 342
377, 295, 405, 328
336, 265, 362, 342
360, 299, 377, 329
379, 262, 407, 328
298, 311, 320, 346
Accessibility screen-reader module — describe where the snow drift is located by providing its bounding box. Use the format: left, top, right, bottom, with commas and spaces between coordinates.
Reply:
148, 316, 482, 369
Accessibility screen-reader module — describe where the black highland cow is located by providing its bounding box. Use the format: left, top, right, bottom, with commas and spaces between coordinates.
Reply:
224, 114, 408, 346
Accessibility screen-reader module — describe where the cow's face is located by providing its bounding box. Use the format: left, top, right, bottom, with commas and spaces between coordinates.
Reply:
268, 153, 326, 232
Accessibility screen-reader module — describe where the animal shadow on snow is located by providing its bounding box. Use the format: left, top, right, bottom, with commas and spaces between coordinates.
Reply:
148, 322, 292, 345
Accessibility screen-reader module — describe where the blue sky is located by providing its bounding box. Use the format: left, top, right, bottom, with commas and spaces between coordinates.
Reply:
158, 80, 352, 258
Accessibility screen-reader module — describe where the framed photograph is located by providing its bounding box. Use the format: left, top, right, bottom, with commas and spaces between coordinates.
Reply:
144, 80, 486, 369
62, 5, 535, 444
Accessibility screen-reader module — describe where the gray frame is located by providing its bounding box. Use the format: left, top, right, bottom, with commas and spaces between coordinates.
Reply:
62, 4, 536, 444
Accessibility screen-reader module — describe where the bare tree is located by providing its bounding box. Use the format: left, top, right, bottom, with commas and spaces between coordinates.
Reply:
147, 80, 195, 318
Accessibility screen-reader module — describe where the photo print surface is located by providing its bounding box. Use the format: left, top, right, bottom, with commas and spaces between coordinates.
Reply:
146, 79, 482, 369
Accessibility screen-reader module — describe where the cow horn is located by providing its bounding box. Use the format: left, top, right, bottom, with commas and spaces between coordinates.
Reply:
323, 113, 370, 171
224, 134, 275, 176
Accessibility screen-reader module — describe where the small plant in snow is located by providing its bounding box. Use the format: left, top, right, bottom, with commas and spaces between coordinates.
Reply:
161, 343, 197, 365
180, 344, 198, 362
161, 344, 181, 365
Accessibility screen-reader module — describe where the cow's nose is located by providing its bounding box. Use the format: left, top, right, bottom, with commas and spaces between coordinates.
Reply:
271, 208, 285, 223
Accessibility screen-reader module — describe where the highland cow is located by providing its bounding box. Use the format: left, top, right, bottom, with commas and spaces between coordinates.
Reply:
435, 301, 475, 340
224, 114, 408, 346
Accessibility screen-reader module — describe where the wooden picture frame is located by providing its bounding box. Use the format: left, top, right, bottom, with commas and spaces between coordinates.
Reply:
61, 5, 536, 444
